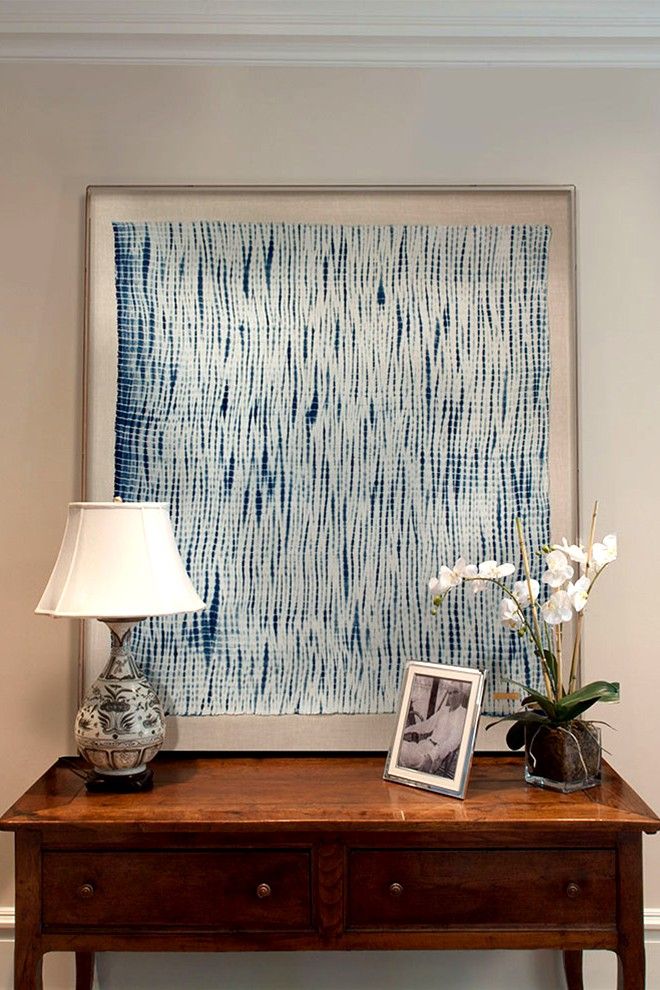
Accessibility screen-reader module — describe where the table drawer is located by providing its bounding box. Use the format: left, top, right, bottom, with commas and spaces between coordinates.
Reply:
43, 850, 312, 930
348, 849, 616, 929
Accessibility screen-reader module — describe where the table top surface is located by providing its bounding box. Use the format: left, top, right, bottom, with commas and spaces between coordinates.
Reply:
1, 754, 658, 834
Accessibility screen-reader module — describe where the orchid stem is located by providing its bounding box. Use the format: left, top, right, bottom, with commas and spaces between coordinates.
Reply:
466, 576, 532, 641
568, 613, 583, 694
555, 624, 563, 697
568, 500, 599, 694
515, 517, 553, 700
587, 500, 599, 565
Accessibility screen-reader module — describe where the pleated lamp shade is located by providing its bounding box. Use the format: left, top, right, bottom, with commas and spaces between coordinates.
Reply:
36, 501, 206, 618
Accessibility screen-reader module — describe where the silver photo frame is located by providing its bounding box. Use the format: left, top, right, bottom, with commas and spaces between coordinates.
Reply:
384, 661, 485, 799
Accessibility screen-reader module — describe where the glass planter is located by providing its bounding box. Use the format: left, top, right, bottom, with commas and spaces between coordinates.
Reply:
524, 721, 601, 793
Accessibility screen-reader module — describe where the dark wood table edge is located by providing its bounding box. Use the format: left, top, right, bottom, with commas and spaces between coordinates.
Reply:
2, 752, 658, 990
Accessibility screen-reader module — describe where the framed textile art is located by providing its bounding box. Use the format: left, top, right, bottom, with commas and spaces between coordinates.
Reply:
83, 186, 577, 752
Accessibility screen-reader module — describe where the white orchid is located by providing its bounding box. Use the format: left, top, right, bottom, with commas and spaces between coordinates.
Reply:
459, 560, 479, 580
567, 575, 590, 613
429, 557, 476, 597
542, 549, 574, 588
428, 503, 619, 722
513, 578, 540, 608
500, 597, 523, 630
428, 576, 443, 598
591, 534, 617, 573
553, 538, 587, 564
470, 559, 515, 593
541, 589, 573, 625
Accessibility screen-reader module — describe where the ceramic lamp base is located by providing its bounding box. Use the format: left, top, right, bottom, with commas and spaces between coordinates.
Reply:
75, 621, 165, 788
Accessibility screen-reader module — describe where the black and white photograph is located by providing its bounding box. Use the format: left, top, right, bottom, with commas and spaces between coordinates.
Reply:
384, 662, 485, 799
398, 675, 471, 778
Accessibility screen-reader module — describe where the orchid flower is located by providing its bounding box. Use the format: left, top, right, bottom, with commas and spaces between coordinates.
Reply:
541, 590, 573, 625
429, 558, 476, 597
591, 534, 617, 573
499, 597, 523, 630
553, 538, 587, 564
513, 578, 540, 608
542, 549, 574, 588
470, 559, 515, 593
567, 575, 590, 613
428, 503, 618, 721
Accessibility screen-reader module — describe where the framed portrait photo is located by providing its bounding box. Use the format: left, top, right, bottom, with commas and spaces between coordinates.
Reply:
384, 662, 485, 799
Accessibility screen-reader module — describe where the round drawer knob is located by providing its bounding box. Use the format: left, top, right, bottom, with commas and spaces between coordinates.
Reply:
256, 883, 272, 899
566, 882, 580, 899
389, 882, 404, 897
78, 883, 95, 900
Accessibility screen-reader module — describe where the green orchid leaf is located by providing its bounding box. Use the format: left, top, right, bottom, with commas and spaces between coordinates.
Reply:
504, 713, 551, 751
509, 680, 558, 719
554, 681, 620, 722
486, 710, 551, 751
506, 721, 526, 751
508, 679, 545, 701
485, 717, 511, 731
562, 680, 620, 706
486, 710, 548, 729
556, 697, 601, 720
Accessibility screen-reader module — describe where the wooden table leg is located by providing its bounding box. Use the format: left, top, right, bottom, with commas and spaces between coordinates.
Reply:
14, 833, 43, 990
616, 832, 646, 990
13, 938, 43, 990
75, 952, 96, 990
562, 950, 584, 990
617, 949, 645, 990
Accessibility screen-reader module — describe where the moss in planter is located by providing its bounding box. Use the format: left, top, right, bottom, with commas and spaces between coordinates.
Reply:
525, 721, 601, 785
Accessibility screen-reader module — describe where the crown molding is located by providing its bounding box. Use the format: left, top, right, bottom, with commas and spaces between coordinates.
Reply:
0, 1, 659, 66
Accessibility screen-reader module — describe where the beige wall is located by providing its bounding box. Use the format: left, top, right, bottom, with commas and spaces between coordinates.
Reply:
1, 64, 659, 987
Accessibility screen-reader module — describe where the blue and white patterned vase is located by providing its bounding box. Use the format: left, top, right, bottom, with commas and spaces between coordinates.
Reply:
75, 625, 165, 777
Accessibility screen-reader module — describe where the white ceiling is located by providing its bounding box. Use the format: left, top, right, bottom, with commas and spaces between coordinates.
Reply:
0, 1, 659, 66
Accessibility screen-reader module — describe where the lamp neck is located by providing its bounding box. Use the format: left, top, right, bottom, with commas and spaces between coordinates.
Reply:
97, 619, 145, 681
98, 619, 143, 646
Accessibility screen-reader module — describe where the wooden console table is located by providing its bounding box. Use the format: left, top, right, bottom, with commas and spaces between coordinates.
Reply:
1, 753, 658, 990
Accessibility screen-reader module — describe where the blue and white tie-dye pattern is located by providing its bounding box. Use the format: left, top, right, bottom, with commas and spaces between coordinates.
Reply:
113, 221, 550, 717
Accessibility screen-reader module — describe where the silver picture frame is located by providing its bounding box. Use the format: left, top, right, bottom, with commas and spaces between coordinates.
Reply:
384, 661, 485, 799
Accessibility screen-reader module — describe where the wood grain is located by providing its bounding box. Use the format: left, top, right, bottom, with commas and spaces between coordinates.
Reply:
347, 849, 616, 929
43, 849, 312, 930
1, 753, 657, 990
14, 832, 43, 990
317, 843, 344, 938
616, 832, 645, 989
1, 755, 658, 834
74, 952, 94, 990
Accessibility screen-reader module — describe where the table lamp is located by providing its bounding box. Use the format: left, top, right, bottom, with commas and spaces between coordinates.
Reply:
36, 499, 205, 791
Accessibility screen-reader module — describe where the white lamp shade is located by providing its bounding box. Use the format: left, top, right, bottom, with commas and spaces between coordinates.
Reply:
36, 502, 206, 618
